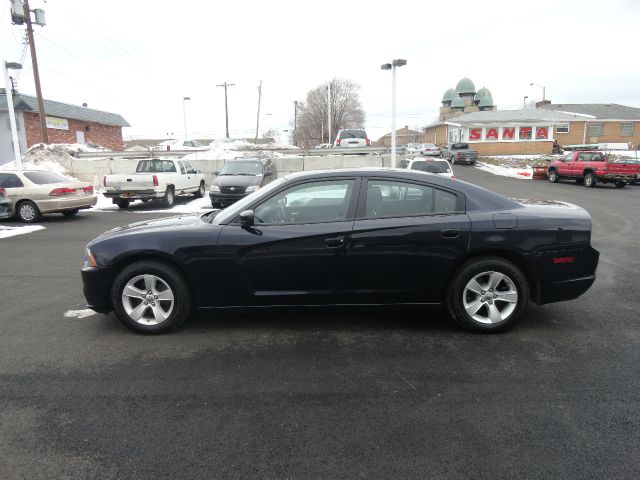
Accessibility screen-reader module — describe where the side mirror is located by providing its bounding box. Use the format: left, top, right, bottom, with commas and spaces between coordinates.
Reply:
239, 210, 255, 226
263, 171, 273, 177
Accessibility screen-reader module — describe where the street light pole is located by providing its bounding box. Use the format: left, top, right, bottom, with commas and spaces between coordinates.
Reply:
182, 96, 191, 141
216, 81, 235, 138
523, 96, 528, 109
3, 61, 23, 168
529, 82, 546, 102
381, 59, 407, 168
293, 100, 298, 147
23, 0, 48, 144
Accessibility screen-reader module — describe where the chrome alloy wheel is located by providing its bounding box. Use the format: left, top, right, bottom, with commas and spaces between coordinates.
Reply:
462, 271, 518, 324
121, 274, 174, 325
19, 203, 37, 221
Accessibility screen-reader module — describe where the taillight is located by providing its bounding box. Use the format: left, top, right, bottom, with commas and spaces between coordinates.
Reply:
0, 187, 5, 196
366, 138, 371, 146
103, 175, 107, 187
335, 139, 341, 145
49, 187, 76, 196
553, 257, 575, 264
152, 175, 159, 186
83, 185, 94, 194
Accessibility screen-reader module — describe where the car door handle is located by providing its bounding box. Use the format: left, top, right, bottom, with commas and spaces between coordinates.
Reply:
324, 237, 345, 248
440, 228, 461, 238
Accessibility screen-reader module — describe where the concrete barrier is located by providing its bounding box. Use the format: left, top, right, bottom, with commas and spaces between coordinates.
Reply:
64, 154, 394, 185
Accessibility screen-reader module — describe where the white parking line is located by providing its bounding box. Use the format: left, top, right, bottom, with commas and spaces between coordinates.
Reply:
64, 309, 98, 319
0, 225, 46, 239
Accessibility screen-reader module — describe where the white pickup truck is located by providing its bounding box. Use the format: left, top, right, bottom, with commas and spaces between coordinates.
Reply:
103, 158, 206, 209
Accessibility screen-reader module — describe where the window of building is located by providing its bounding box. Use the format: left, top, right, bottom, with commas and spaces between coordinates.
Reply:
587, 123, 604, 137
556, 124, 570, 134
620, 122, 634, 136
519, 127, 532, 140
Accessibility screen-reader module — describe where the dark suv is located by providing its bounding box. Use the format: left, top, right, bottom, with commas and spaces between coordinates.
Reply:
209, 158, 276, 208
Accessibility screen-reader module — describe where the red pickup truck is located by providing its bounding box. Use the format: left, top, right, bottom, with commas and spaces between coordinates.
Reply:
547, 151, 640, 188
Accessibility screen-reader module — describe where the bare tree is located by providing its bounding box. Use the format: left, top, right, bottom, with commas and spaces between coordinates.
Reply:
291, 78, 365, 148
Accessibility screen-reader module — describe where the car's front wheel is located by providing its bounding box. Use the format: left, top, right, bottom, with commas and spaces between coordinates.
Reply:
447, 257, 529, 333
111, 260, 191, 334
194, 181, 205, 198
16, 200, 41, 223
548, 169, 558, 183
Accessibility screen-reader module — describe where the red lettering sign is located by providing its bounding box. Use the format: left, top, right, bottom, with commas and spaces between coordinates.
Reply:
519, 127, 532, 140
469, 128, 481, 140
485, 128, 498, 140
536, 127, 548, 139
502, 127, 515, 139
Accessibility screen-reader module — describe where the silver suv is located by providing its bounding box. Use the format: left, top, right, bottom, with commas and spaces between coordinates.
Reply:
333, 129, 370, 147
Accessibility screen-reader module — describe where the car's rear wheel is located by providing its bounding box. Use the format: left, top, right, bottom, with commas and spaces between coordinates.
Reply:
162, 187, 175, 208
584, 172, 597, 187
194, 181, 205, 198
447, 257, 529, 333
615, 181, 627, 188
548, 169, 558, 183
62, 209, 79, 216
111, 260, 191, 334
116, 199, 130, 209
16, 200, 41, 223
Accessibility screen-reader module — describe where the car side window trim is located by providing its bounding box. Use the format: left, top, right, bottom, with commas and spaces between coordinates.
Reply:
355, 177, 465, 220
227, 176, 362, 226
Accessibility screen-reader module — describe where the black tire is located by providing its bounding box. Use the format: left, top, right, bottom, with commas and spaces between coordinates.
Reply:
194, 181, 205, 198
111, 260, 192, 334
548, 169, 558, 183
16, 200, 41, 223
162, 187, 175, 208
615, 181, 627, 188
451, 156, 456, 165
583, 172, 597, 188
116, 199, 130, 209
62, 209, 79, 217
446, 257, 529, 333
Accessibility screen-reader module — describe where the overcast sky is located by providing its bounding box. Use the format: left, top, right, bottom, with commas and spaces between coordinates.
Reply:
1, 0, 639, 142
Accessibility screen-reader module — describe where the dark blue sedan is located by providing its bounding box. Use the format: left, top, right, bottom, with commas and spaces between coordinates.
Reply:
81, 168, 599, 334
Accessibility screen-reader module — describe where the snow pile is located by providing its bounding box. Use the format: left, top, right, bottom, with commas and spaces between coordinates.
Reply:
0, 225, 46, 239
0, 144, 78, 179
476, 162, 534, 180
183, 138, 300, 162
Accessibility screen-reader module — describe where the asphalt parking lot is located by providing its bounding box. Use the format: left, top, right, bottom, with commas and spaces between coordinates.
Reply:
1, 169, 639, 479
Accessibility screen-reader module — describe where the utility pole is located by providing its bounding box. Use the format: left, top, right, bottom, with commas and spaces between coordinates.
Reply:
23, 0, 48, 144
254, 80, 262, 143
293, 100, 298, 147
216, 81, 235, 138
327, 82, 331, 145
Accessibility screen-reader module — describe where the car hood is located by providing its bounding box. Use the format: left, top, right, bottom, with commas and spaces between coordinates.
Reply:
92, 213, 209, 242
213, 174, 262, 188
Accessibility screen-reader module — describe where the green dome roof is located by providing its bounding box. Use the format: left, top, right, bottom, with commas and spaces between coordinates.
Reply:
476, 87, 492, 99
478, 95, 494, 107
451, 96, 465, 108
442, 88, 457, 102
456, 77, 476, 95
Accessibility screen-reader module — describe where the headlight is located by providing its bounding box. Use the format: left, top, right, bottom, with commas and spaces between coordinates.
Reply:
83, 247, 97, 268
210, 185, 220, 192
245, 185, 260, 193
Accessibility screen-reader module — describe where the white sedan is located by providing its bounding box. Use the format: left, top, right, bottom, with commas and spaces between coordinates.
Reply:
0, 170, 97, 223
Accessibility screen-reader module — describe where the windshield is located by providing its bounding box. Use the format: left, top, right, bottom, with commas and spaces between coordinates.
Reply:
213, 177, 287, 224
23, 171, 72, 184
219, 161, 264, 176
411, 161, 451, 173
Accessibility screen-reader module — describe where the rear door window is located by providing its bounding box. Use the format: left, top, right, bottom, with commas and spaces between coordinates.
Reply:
23, 171, 70, 184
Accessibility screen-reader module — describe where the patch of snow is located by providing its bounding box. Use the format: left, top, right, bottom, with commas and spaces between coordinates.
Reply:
476, 162, 533, 180
64, 309, 98, 319
0, 225, 46, 239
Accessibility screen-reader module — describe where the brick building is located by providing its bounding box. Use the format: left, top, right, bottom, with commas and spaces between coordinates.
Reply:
424, 103, 640, 155
1, 90, 129, 164
376, 125, 422, 147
